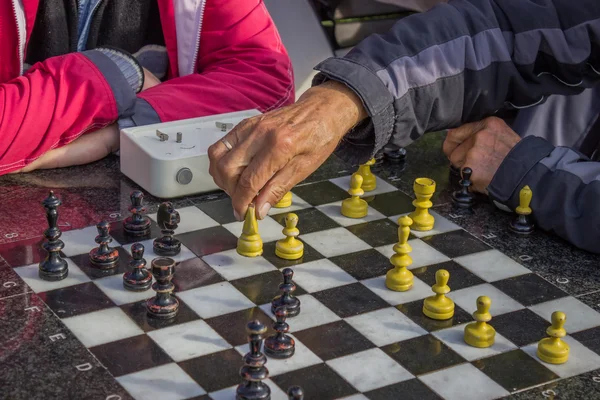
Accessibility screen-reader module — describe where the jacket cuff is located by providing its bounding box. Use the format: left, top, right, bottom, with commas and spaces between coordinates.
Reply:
118, 98, 161, 130
312, 57, 395, 165
81, 49, 143, 118
488, 136, 555, 206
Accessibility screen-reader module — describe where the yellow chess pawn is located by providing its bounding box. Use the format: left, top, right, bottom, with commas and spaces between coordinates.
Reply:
275, 213, 304, 260
341, 173, 368, 218
423, 269, 454, 320
464, 296, 496, 348
385, 215, 414, 291
409, 178, 436, 231
274, 192, 293, 208
237, 204, 263, 257
537, 311, 570, 364
357, 158, 376, 192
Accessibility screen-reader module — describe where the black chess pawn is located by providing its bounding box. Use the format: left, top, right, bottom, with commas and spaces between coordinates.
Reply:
38, 191, 69, 281
123, 243, 152, 291
452, 167, 475, 209
89, 221, 119, 269
146, 257, 179, 319
287, 386, 304, 400
449, 164, 461, 177
123, 190, 151, 237
271, 268, 301, 317
264, 306, 295, 359
236, 320, 271, 400
383, 144, 407, 163
153, 202, 181, 256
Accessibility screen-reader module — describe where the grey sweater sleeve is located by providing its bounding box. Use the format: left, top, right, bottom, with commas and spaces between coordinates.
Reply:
312, 0, 600, 165
488, 137, 600, 254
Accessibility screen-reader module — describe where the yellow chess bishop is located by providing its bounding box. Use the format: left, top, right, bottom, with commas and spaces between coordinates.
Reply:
537, 311, 570, 364
274, 192, 293, 208
341, 173, 368, 218
236, 204, 263, 257
409, 178, 436, 231
275, 213, 304, 260
386, 215, 414, 291
357, 158, 376, 192
423, 269, 454, 320
464, 296, 496, 348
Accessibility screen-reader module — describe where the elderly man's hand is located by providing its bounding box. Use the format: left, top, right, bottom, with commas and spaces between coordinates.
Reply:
208, 80, 368, 221
443, 116, 521, 193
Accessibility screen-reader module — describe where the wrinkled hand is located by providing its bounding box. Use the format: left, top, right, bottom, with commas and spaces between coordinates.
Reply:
443, 116, 521, 193
208, 80, 368, 221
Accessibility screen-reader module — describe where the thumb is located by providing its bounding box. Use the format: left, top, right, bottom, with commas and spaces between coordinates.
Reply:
255, 158, 308, 219
443, 120, 486, 158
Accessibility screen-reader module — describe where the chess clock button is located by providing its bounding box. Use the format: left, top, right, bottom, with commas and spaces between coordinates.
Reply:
176, 168, 193, 185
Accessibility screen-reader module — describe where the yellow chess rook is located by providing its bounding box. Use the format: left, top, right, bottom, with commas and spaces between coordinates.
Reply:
237, 204, 263, 257
357, 158, 376, 192
274, 192, 293, 208
464, 296, 496, 348
386, 215, 414, 291
276, 213, 304, 260
537, 311, 570, 364
341, 173, 368, 218
409, 178, 436, 231
423, 269, 454, 320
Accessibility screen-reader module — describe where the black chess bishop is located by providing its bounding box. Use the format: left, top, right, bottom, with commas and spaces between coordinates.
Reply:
236, 320, 271, 400
89, 221, 119, 269
271, 268, 301, 317
153, 202, 181, 256
123, 243, 152, 291
123, 190, 151, 237
38, 191, 69, 281
264, 306, 295, 359
452, 167, 475, 209
146, 256, 179, 319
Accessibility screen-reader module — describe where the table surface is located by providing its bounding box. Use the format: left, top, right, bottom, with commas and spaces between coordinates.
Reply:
1, 131, 599, 400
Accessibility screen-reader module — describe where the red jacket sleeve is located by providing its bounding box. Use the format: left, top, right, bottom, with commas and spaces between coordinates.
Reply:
138, 0, 294, 122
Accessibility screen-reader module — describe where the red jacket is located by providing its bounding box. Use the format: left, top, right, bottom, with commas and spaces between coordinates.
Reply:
0, 0, 294, 175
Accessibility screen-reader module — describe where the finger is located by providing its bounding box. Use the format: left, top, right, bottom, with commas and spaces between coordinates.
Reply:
448, 135, 476, 168
442, 120, 486, 157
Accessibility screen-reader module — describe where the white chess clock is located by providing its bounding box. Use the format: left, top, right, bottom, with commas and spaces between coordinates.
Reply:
119, 109, 261, 198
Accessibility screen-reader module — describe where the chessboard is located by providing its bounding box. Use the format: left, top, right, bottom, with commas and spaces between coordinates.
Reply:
3, 168, 600, 400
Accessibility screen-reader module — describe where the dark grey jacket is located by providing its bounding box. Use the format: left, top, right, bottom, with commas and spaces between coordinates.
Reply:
313, 0, 600, 254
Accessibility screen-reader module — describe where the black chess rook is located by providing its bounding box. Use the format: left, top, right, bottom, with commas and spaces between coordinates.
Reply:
287, 386, 304, 400
146, 257, 179, 319
271, 268, 301, 317
452, 167, 475, 209
123, 243, 152, 291
264, 306, 295, 359
153, 202, 181, 256
38, 191, 69, 281
123, 190, 151, 237
89, 220, 119, 269
236, 320, 271, 400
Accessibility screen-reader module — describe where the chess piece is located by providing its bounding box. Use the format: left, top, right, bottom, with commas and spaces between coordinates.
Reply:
264, 306, 295, 359
123, 190, 151, 237
409, 178, 436, 231
383, 144, 407, 163
146, 257, 179, 319
237, 204, 263, 257
385, 215, 414, 292
341, 172, 368, 218
123, 243, 152, 291
153, 202, 181, 256
464, 296, 496, 348
236, 320, 271, 400
357, 158, 377, 192
510, 185, 535, 235
287, 386, 304, 400
423, 269, 455, 320
449, 164, 461, 177
275, 213, 304, 260
537, 311, 570, 364
89, 221, 119, 269
274, 192, 293, 208
38, 191, 69, 281
271, 268, 301, 317
452, 167, 475, 209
